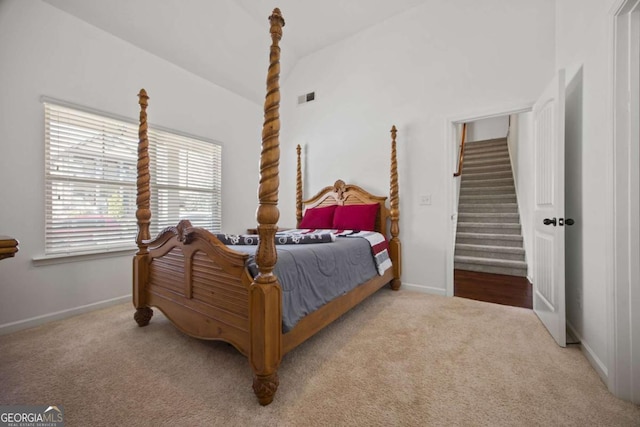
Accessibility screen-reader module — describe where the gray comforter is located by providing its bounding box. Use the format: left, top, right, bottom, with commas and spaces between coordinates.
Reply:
228, 237, 379, 332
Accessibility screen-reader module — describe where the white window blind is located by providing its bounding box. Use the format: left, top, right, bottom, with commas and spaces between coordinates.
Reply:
148, 128, 222, 235
44, 102, 222, 256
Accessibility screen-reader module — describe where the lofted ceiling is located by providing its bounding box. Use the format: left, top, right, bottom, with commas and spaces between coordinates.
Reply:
43, 0, 429, 104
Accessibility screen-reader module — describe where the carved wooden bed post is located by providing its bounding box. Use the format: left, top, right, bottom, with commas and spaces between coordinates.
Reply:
250, 8, 285, 406
389, 125, 402, 291
296, 144, 303, 227
133, 89, 153, 325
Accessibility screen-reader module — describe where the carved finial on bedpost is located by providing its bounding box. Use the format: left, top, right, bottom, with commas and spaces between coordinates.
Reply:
250, 8, 285, 406
296, 144, 303, 227
333, 179, 346, 203
389, 125, 402, 291
268, 8, 285, 41
136, 89, 151, 255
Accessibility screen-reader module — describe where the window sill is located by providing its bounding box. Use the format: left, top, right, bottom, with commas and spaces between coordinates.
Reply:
32, 247, 137, 266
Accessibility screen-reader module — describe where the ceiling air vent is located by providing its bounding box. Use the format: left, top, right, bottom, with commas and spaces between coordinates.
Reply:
297, 91, 316, 105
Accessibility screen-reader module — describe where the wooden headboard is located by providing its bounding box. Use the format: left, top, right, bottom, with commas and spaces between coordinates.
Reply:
301, 180, 389, 236
295, 126, 399, 239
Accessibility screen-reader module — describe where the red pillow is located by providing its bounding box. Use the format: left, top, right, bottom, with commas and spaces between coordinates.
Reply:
299, 205, 337, 229
332, 204, 379, 231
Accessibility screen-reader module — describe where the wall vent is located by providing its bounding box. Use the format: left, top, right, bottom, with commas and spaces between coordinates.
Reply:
297, 91, 316, 105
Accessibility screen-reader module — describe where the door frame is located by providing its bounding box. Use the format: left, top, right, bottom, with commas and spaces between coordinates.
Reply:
609, 0, 640, 404
445, 102, 533, 297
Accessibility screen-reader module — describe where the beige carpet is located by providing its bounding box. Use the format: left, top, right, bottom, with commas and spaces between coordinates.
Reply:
1, 290, 638, 426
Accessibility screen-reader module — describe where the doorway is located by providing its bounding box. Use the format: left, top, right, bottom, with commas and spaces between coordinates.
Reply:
452, 114, 533, 308
446, 106, 534, 306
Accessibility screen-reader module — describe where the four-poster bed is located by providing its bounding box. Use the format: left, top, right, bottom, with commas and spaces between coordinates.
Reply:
132, 8, 401, 405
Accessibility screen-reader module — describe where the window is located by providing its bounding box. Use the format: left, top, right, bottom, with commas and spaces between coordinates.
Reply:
44, 101, 222, 256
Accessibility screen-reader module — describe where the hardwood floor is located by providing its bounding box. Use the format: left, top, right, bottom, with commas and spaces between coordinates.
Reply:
454, 269, 532, 309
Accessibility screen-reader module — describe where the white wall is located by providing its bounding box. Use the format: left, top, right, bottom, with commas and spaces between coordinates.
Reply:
555, 0, 618, 381
507, 112, 534, 280
279, 0, 555, 293
0, 1, 262, 330
466, 116, 509, 142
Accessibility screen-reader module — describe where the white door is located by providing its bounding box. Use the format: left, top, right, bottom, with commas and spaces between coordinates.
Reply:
533, 69, 566, 347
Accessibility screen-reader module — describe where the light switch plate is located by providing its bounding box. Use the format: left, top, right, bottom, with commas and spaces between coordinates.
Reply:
420, 195, 432, 206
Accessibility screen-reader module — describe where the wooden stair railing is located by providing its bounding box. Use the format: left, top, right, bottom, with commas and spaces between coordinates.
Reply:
453, 122, 467, 177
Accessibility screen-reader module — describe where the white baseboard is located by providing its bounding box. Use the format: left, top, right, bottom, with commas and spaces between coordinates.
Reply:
0, 295, 131, 336
567, 320, 608, 384
400, 282, 447, 296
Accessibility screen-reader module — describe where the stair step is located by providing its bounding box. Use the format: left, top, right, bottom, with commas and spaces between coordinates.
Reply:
463, 147, 509, 158
461, 177, 514, 188
454, 261, 528, 277
460, 185, 515, 195
455, 254, 526, 267
464, 144, 509, 158
458, 213, 520, 223
463, 156, 511, 167
456, 222, 521, 235
456, 232, 523, 247
464, 148, 509, 159
456, 243, 525, 253
458, 203, 519, 213
455, 244, 525, 261
464, 149, 510, 158
462, 170, 513, 181
462, 163, 512, 174
459, 194, 517, 204
455, 255, 527, 277
464, 138, 507, 149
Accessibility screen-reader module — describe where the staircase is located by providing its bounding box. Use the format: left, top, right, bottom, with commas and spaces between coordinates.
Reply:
454, 137, 528, 277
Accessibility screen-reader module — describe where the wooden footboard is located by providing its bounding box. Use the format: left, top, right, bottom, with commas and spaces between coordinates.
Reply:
134, 221, 253, 354
147, 222, 253, 351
